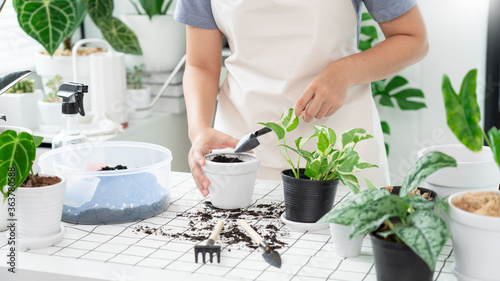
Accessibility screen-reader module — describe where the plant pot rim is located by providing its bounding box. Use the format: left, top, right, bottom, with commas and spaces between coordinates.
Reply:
448, 191, 500, 228
280, 168, 340, 183
417, 144, 494, 165
34, 51, 94, 58
204, 152, 259, 164
19, 175, 66, 191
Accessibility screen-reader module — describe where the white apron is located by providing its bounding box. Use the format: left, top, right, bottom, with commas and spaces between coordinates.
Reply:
211, 0, 390, 187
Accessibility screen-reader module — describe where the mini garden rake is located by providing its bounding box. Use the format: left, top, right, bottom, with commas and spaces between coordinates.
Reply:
194, 220, 224, 263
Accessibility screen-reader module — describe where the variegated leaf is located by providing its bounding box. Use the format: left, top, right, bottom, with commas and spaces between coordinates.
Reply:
341, 128, 373, 149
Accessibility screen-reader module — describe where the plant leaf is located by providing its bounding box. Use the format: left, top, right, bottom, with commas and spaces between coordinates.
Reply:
317, 131, 329, 154
360, 26, 378, 39
0, 131, 36, 200
93, 17, 142, 55
337, 173, 360, 194
381, 121, 390, 135
400, 151, 457, 197
14, 0, 76, 56
378, 95, 394, 107
392, 88, 427, 110
258, 122, 285, 140
442, 70, 482, 151
139, 0, 162, 19
68, 0, 87, 38
0, 70, 31, 95
364, 178, 379, 190
85, 0, 112, 19
394, 210, 449, 271
385, 76, 408, 92
358, 39, 373, 52
341, 128, 373, 149
488, 127, 500, 170
361, 12, 373, 21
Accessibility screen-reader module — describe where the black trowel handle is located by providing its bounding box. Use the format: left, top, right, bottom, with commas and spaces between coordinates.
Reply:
254, 127, 272, 137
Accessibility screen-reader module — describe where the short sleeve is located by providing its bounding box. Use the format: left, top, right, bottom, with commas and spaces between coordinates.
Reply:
174, 0, 218, 29
363, 0, 417, 22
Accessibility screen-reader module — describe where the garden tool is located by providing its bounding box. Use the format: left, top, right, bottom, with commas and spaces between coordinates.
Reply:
194, 220, 225, 263
238, 219, 282, 268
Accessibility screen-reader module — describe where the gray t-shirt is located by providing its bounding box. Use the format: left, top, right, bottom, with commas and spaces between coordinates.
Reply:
174, 0, 417, 35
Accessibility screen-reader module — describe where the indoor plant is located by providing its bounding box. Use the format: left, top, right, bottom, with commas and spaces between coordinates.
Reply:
121, 0, 186, 72
126, 64, 152, 119
259, 108, 377, 223
38, 75, 64, 133
318, 151, 457, 281
0, 75, 42, 130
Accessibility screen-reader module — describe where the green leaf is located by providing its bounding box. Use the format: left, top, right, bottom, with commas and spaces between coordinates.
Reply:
394, 210, 449, 271
341, 128, 373, 149
140, 0, 162, 19
488, 127, 500, 170
33, 135, 44, 147
361, 12, 373, 21
364, 178, 379, 190
0, 70, 31, 95
358, 39, 374, 52
400, 151, 457, 197
350, 195, 407, 238
356, 162, 378, 170
94, 17, 142, 55
258, 122, 285, 140
385, 76, 408, 92
385, 142, 389, 156
337, 173, 360, 194
442, 70, 482, 151
378, 95, 394, 107
393, 88, 427, 110
404, 195, 435, 210
68, 0, 87, 38
85, 0, 112, 19
305, 159, 321, 179
371, 80, 386, 95
381, 121, 390, 135
317, 131, 329, 154
0, 131, 36, 200
360, 26, 378, 40
337, 150, 360, 174
14, 0, 76, 56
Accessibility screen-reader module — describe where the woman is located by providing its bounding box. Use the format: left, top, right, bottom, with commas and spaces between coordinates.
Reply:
175, 0, 428, 197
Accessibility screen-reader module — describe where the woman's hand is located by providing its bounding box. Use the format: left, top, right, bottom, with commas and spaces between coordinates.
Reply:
188, 128, 239, 197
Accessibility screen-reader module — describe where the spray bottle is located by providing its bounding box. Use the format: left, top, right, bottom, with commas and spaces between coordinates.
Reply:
52, 82, 89, 149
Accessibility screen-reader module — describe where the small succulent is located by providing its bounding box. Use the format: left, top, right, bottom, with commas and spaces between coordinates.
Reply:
5, 78, 34, 93
43, 75, 63, 102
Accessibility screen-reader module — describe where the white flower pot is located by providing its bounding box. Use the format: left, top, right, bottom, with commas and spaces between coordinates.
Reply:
329, 223, 363, 258
448, 191, 500, 281
121, 14, 186, 73
127, 87, 151, 119
0, 90, 43, 130
417, 145, 500, 196
202, 153, 260, 209
16, 175, 66, 249
38, 100, 63, 133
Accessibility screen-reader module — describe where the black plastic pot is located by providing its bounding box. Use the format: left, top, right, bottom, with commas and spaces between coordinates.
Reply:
281, 169, 339, 223
370, 233, 433, 281
384, 186, 437, 201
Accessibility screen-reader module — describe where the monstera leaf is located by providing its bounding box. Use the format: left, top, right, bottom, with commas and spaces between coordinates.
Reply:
14, 0, 77, 56
0, 70, 31, 95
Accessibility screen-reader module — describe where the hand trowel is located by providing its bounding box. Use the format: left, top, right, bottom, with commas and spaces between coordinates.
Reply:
238, 219, 282, 268
234, 127, 272, 153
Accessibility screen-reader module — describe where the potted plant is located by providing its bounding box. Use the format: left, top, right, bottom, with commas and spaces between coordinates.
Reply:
38, 75, 64, 133
259, 108, 377, 224
121, 0, 186, 73
417, 69, 500, 196
202, 152, 261, 210
0, 75, 43, 130
318, 151, 457, 281
126, 64, 152, 119
13, 0, 142, 93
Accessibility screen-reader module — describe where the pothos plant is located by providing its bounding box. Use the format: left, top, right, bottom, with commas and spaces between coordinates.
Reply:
318, 150, 457, 271
259, 108, 377, 193
13, 0, 142, 56
442, 68, 500, 169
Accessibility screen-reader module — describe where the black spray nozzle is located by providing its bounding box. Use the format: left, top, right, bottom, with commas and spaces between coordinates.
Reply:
57, 82, 88, 116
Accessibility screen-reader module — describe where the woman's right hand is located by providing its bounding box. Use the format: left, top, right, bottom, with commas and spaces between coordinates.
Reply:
188, 127, 239, 197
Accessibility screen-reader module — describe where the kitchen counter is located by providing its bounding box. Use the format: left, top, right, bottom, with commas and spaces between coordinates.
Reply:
0, 172, 457, 281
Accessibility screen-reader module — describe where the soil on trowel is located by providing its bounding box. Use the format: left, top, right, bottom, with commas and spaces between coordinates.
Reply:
99, 165, 128, 171
133, 201, 288, 250
21, 173, 62, 188
210, 155, 243, 163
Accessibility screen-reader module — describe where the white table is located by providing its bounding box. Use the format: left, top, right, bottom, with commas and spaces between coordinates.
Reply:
0, 172, 457, 281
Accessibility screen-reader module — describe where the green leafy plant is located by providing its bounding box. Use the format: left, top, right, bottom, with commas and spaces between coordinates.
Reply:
442, 68, 500, 168
318, 151, 457, 271
5, 78, 34, 93
129, 0, 174, 19
13, 0, 142, 56
259, 108, 377, 193
43, 75, 63, 102
126, 64, 150, 89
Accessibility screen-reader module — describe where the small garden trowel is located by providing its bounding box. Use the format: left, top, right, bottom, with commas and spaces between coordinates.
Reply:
238, 219, 282, 268
234, 127, 271, 153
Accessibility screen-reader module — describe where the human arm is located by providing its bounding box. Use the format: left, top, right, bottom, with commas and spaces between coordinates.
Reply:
294, 4, 428, 122
183, 26, 239, 196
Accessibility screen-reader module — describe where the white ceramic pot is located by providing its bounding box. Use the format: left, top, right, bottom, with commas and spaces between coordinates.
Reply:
127, 87, 151, 119
16, 175, 66, 249
0, 90, 43, 130
38, 100, 63, 133
417, 145, 500, 196
202, 153, 260, 209
448, 191, 500, 281
329, 223, 363, 258
121, 14, 186, 73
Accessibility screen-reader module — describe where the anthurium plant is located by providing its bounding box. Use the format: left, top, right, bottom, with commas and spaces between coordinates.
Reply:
318, 151, 457, 271
442, 68, 500, 169
259, 108, 377, 193
13, 0, 142, 56
129, 0, 174, 19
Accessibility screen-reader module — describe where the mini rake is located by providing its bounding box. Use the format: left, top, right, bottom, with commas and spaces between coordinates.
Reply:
194, 220, 224, 263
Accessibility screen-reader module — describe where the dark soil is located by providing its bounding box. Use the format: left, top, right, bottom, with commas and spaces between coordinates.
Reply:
133, 201, 288, 250
210, 155, 243, 163
99, 165, 128, 171
21, 174, 61, 187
